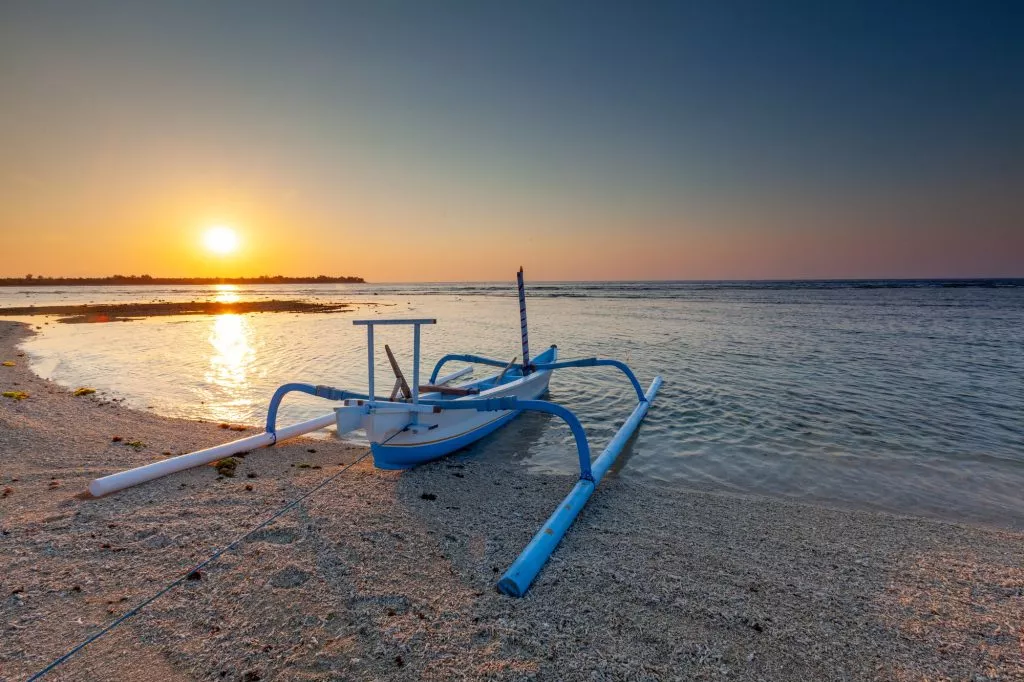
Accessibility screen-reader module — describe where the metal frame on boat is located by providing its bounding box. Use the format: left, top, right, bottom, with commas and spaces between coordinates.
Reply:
88, 269, 662, 596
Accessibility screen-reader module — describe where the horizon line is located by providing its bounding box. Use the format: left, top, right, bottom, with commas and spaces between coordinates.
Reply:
2, 275, 1023, 285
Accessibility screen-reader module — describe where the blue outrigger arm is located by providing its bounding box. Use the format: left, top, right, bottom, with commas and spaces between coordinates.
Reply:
429, 355, 646, 401
418, 396, 595, 481
419, 359, 662, 597
265, 383, 372, 434
532, 358, 647, 401
428, 353, 511, 383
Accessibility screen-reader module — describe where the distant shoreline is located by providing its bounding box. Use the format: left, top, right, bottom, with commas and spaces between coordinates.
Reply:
0, 275, 364, 286
0, 299, 366, 323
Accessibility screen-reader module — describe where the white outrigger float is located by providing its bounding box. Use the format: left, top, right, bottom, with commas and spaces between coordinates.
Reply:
88, 269, 662, 596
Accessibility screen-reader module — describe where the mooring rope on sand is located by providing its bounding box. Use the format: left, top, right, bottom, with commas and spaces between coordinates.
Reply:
27, 447, 375, 681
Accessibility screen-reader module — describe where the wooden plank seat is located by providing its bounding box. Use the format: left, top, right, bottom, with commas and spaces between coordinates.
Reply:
385, 345, 513, 399
417, 384, 480, 396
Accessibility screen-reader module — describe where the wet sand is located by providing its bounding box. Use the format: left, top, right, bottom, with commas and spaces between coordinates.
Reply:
0, 300, 360, 324
1, 320, 1022, 681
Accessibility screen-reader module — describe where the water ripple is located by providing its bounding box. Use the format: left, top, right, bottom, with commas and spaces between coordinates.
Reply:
7, 281, 1024, 530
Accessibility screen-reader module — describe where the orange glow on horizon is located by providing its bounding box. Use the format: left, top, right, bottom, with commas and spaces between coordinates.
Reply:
0, 188, 1020, 281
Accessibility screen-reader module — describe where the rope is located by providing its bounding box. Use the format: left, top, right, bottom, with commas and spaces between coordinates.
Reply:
27, 446, 377, 681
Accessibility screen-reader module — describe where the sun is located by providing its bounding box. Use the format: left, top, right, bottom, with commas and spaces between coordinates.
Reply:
203, 225, 239, 255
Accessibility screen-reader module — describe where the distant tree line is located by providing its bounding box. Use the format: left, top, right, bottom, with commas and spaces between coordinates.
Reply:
2, 274, 365, 286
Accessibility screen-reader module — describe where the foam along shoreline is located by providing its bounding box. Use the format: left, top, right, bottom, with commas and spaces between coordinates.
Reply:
0, 299, 361, 323
1, 319, 1022, 680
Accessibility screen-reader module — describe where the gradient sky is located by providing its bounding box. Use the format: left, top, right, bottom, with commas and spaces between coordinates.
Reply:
1, 0, 1021, 281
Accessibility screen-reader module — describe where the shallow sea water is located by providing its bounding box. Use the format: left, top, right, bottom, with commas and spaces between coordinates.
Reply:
3, 280, 1023, 529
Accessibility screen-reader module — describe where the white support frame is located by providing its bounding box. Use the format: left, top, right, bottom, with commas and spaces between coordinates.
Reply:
352, 319, 436, 420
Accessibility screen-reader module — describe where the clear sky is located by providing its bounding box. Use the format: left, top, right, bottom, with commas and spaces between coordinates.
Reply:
1, 0, 1021, 281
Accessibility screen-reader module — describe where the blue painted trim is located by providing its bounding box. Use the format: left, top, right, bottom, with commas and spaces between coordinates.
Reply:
497, 376, 662, 597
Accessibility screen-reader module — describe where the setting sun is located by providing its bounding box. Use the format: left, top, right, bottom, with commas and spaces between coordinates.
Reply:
203, 226, 239, 255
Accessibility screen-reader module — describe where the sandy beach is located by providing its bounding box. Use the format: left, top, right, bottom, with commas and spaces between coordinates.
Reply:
1, 319, 1022, 681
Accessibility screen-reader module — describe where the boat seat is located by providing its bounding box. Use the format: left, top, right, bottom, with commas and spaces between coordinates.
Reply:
418, 385, 479, 396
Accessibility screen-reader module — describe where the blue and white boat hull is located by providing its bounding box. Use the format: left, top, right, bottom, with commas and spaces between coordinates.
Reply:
367, 346, 557, 469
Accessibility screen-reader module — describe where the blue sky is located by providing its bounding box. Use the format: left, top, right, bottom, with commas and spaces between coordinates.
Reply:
1, 0, 1021, 279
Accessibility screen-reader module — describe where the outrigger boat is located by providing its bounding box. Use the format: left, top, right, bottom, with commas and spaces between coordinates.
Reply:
340, 342, 558, 470
88, 269, 662, 596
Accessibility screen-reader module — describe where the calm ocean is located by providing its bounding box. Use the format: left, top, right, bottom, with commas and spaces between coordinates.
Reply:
3, 280, 1023, 529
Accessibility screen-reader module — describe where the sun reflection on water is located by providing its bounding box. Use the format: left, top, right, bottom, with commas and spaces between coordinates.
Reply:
205, 313, 256, 422
212, 283, 241, 304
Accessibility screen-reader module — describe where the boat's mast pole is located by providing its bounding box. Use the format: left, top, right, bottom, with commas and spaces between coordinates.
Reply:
517, 266, 531, 373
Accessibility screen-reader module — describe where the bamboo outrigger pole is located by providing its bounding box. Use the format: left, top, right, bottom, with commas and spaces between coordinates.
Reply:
88, 412, 337, 497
